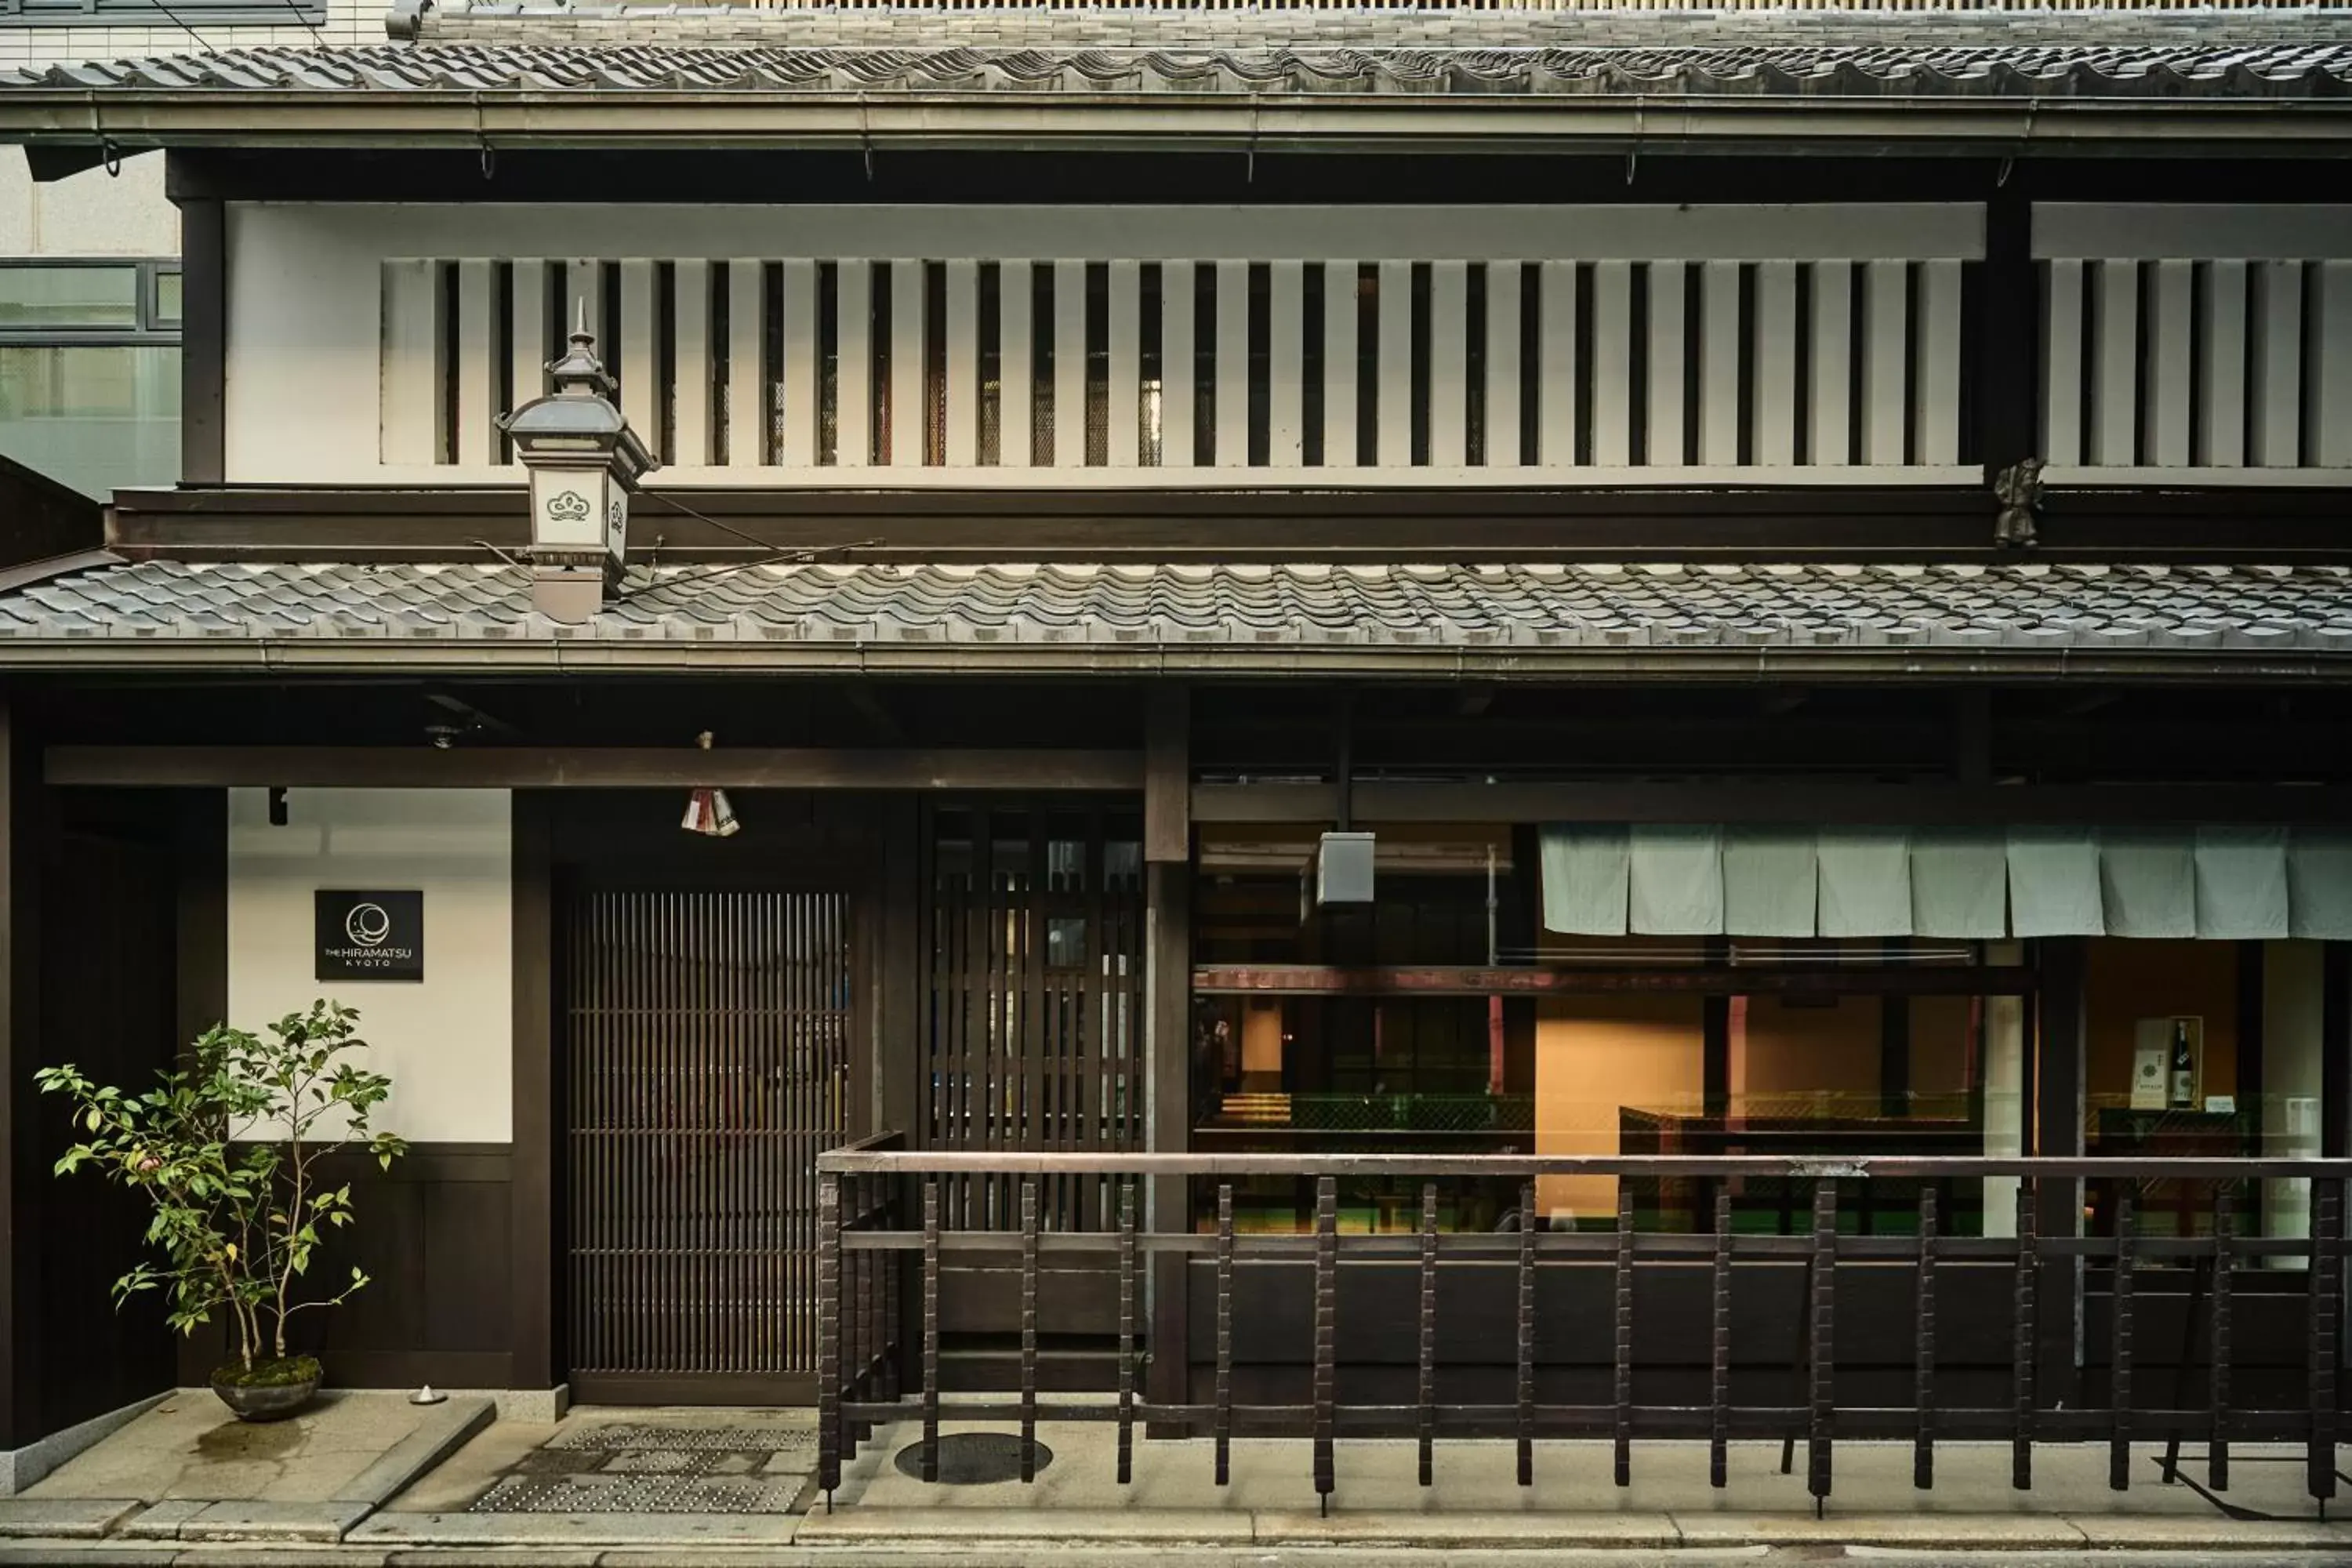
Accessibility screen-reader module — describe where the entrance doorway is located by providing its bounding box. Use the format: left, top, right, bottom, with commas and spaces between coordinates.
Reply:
562, 887, 855, 1403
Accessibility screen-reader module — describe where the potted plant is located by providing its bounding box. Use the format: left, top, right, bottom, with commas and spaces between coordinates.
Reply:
36, 1000, 405, 1421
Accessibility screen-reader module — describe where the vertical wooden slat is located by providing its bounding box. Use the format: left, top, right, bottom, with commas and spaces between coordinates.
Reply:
2210, 1190, 2233, 1492
2308, 1181, 2342, 1505
1160, 260, 1192, 470
727, 258, 763, 468
779, 259, 820, 468
2200, 260, 2249, 469
1540, 260, 1578, 467
1711, 1189, 1731, 1489
670, 259, 711, 467
2314, 260, 2352, 468
1313, 1175, 1338, 1508
1755, 260, 1798, 466
1646, 260, 1687, 466
1056, 257, 1087, 470
1377, 258, 1413, 467
1915, 1185, 1938, 1490
1809, 260, 1853, 466
1699, 259, 1740, 466
1613, 1182, 1635, 1486
619, 259, 659, 454
1268, 260, 1305, 466
2043, 260, 2085, 467
2143, 258, 2194, 468
1117, 1179, 1137, 1485
1516, 1181, 1536, 1486
891, 257, 925, 468
2252, 261, 2305, 469
1429, 259, 1468, 468
1485, 260, 1522, 469
1322, 260, 1356, 467
564, 256, 602, 362
378, 259, 443, 465
945, 260, 979, 467
1859, 258, 1907, 466
1109, 259, 1142, 468
836, 260, 873, 469
816, 1169, 842, 1497
1214, 1182, 1234, 1486
2013, 1181, 2038, 1490
2111, 1187, 2138, 1491
506, 259, 548, 464
1417, 1182, 1438, 1486
921, 1178, 939, 1481
2092, 260, 2140, 466
455, 259, 495, 467
1592, 261, 1633, 466
1020, 1178, 1039, 1481
1214, 258, 1249, 469
1809, 1180, 1837, 1511
1916, 259, 1964, 467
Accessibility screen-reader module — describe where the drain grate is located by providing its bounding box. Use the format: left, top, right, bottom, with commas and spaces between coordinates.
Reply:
471, 1471, 801, 1515
893, 1432, 1055, 1485
548, 1422, 817, 1454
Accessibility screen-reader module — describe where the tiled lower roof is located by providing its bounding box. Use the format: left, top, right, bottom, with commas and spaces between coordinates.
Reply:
9, 561, 2352, 655
6, 38, 2352, 100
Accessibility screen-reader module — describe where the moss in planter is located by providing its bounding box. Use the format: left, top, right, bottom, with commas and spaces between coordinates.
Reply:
211, 1355, 321, 1389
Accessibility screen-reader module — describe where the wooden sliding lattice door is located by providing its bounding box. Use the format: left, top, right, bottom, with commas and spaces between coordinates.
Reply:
564, 887, 854, 1403
920, 803, 1146, 1231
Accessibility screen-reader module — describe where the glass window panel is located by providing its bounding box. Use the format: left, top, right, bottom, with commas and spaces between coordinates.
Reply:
154, 270, 183, 325
0, 343, 180, 499
0, 266, 140, 329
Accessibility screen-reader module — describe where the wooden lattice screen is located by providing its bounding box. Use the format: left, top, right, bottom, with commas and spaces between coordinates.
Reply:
920, 802, 1146, 1232
564, 888, 853, 1400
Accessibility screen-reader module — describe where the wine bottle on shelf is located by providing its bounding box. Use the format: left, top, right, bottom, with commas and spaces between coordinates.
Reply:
2167, 1020, 2196, 1110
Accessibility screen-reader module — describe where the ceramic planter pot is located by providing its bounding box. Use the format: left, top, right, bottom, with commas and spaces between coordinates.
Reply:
209, 1357, 321, 1422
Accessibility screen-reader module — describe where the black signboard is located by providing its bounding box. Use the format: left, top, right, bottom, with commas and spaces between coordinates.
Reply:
315, 890, 424, 982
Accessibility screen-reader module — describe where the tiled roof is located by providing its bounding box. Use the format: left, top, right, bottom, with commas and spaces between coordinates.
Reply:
5, 38, 2351, 100
9, 561, 2352, 659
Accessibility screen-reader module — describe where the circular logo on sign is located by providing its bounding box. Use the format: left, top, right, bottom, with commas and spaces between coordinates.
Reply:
345, 903, 393, 948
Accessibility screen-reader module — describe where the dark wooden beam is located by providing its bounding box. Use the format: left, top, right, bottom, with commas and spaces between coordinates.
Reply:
2325, 943, 2351, 1161
508, 790, 555, 1396
177, 196, 225, 488
1192, 964, 2035, 998
1977, 183, 2035, 485
2031, 937, 2087, 1412
0, 700, 25, 1445
1194, 781, 2352, 827
47, 746, 1144, 792
1145, 686, 1190, 866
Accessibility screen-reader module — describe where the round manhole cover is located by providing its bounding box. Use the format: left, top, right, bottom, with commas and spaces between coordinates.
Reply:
892, 1432, 1054, 1484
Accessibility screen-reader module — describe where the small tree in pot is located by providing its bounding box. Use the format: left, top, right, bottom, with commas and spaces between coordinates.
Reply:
37, 1000, 406, 1421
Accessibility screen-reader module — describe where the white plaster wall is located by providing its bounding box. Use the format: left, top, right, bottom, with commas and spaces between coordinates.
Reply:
227, 787, 512, 1145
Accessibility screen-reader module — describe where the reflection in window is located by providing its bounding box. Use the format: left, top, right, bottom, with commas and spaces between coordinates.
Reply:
0, 344, 179, 499
0, 266, 139, 329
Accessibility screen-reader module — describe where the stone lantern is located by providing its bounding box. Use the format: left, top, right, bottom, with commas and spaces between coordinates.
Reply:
497, 318, 657, 623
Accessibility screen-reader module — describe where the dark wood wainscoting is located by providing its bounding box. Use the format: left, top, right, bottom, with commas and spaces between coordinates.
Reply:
175, 1145, 515, 1391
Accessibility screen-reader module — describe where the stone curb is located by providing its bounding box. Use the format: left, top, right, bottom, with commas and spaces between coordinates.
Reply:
333, 1399, 497, 1508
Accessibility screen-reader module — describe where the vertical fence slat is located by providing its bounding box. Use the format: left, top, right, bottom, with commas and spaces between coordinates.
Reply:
2111, 1185, 2136, 1491
1056, 257, 1088, 470
1517, 1181, 1537, 1487
2315, 261, 2352, 469
455, 259, 495, 467
726, 257, 763, 468
1916, 258, 1963, 466
1808, 260, 1852, 466
672, 257, 711, 466
1915, 1184, 1937, 1490
1859, 258, 1907, 466
1809, 1180, 1836, 1513
945, 259, 979, 467
2211, 1189, 2233, 1493
1417, 1183, 1438, 1487
619, 258, 659, 456
1755, 259, 1798, 466
2092, 260, 2139, 466
921, 1178, 940, 1482
2143, 258, 2192, 469
2013, 1180, 2038, 1491
816, 1169, 842, 1501
779, 258, 820, 467
506, 259, 547, 464
1021, 1178, 1040, 1482
1000, 259, 1035, 468
1592, 261, 1632, 466
1159, 260, 1192, 470
1215, 258, 1250, 469
1313, 1175, 1338, 1508
891, 257, 925, 467
1486, 260, 1521, 468
1614, 1182, 1635, 1486
2308, 1181, 2341, 1507
379, 259, 445, 465
1377, 258, 1413, 467
1699, 259, 1740, 466
1646, 260, 1686, 466
1109, 259, 1142, 469
1540, 260, 1579, 468
1322, 260, 1357, 467
1117, 1179, 1137, 1486
2043, 258, 2085, 467
834, 258, 873, 468
1214, 1182, 1234, 1486
1711, 1189, 1731, 1489
2200, 260, 2249, 469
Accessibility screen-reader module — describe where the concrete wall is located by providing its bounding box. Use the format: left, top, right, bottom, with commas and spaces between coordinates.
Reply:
226, 787, 513, 1144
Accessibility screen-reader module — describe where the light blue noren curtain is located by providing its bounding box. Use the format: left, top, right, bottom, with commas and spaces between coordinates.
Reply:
1723, 826, 1818, 938
2194, 826, 2290, 939
1629, 824, 1724, 935
2007, 826, 2103, 936
1909, 828, 2008, 938
1817, 826, 1912, 937
1541, 823, 1631, 936
2099, 829, 2196, 939
2289, 829, 2352, 939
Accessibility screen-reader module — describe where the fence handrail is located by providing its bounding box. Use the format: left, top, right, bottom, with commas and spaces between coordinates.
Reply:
821, 1145, 2352, 1180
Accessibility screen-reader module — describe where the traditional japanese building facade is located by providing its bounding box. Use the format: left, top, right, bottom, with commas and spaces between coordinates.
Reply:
3, 0, 2352, 1486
